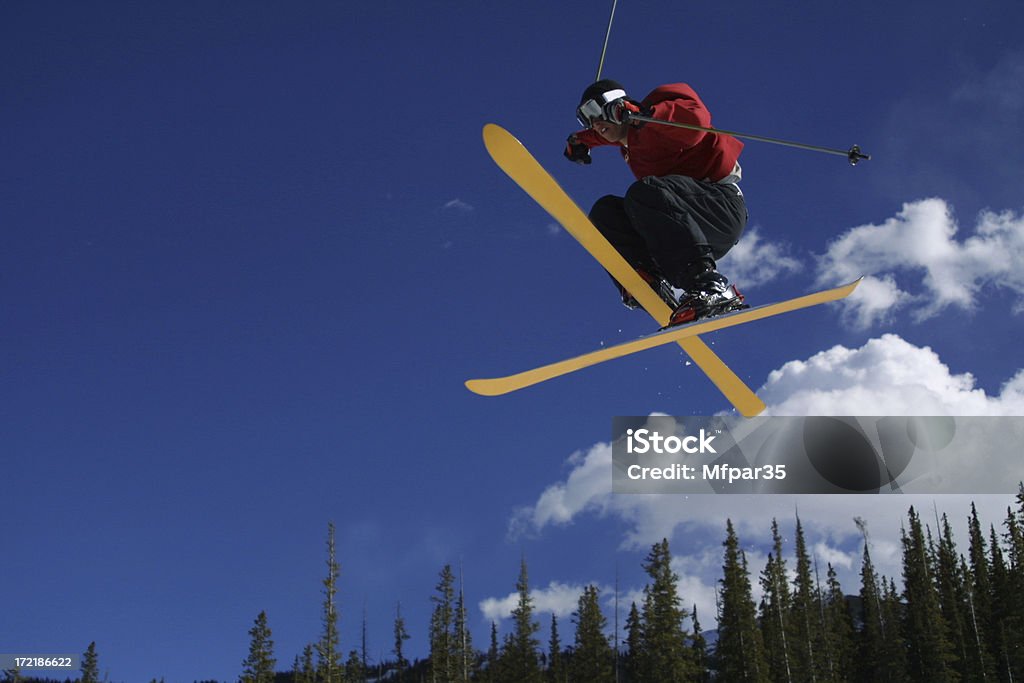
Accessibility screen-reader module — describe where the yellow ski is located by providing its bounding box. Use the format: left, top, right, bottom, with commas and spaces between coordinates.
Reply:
467, 278, 861, 396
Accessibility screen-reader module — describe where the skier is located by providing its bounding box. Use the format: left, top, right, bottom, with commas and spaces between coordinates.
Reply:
564, 79, 748, 326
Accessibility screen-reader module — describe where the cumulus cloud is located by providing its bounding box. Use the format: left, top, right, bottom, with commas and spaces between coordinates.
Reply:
760, 333, 1024, 416
816, 199, 1024, 328
719, 226, 802, 288
512, 335, 1024, 540
507, 334, 1024, 627
479, 580, 591, 622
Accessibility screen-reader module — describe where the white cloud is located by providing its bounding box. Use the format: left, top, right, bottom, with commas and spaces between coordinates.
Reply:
760, 333, 1024, 416
817, 199, 1024, 328
813, 542, 856, 571
512, 335, 1024, 541
509, 444, 616, 537
719, 226, 802, 288
508, 334, 1024, 628
479, 580, 591, 622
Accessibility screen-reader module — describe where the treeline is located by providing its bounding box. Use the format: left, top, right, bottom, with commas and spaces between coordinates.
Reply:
239, 487, 1024, 682
9, 487, 1024, 682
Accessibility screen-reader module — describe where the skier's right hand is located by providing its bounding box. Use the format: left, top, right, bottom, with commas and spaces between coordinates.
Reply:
564, 135, 592, 165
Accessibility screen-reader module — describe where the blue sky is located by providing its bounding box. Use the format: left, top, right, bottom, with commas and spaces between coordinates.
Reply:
3, 1, 1023, 681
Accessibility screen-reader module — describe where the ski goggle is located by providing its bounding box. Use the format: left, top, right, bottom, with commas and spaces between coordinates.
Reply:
576, 89, 627, 128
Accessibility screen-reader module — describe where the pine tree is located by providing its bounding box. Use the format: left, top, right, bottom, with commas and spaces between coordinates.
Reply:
759, 519, 793, 683
965, 504, 997, 680
691, 604, 709, 683
240, 611, 276, 683
293, 644, 314, 683
637, 538, 694, 681
483, 621, 500, 683
78, 643, 99, 683
316, 522, 343, 683
500, 557, 542, 680
430, 564, 456, 682
934, 513, 969, 680
856, 536, 887, 681
344, 649, 365, 683
901, 507, 957, 681
453, 575, 475, 683
880, 577, 910, 682
790, 517, 823, 681
820, 563, 856, 682
623, 601, 644, 683
717, 520, 768, 682
989, 522, 1020, 682
393, 602, 410, 682
1005, 487, 1024, 679
570, 585, 613, 682
547, 614, 566, 683
81, 642, 99, 683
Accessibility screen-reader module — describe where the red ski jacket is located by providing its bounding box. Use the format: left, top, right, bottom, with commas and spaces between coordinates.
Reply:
574, 83, 743, 183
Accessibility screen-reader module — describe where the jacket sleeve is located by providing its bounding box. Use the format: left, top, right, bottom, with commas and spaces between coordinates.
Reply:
570, 128, 619, 149
644, 96, 712, 148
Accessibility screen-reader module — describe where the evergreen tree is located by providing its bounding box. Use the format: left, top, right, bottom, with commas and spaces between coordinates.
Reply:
81, 642, 99, 683
820, 563, 856, 682
344, 649, 365, 683
691, 604, 709, 683
430, 564, 456, 682
393, 603, 410, 683
718, 520, 768, 682
499, 557, 541, 680
965, 504, 997, 681
547, 614, 566, 683
316, 522, 343, 683
790, 517, 824, 681
901, 507, 957, 681
958, 554, 991, 683
989, 524, 1014, 681
484, 621, 500, 683
240, 611, 276, 683
293, 644, 315, 683
934, 513, 970, 680
879, 577, 910, 683
856, 537, 888, 681
623, 601, 644, 683
570, 585, 613, 682
637, 538, 694, 681
453, 577, 475, 683
759, 519, 793, 683
1005, 488, 1024, 679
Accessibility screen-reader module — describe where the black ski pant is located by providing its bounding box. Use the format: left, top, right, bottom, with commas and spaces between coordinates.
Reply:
588, 174, 747, 290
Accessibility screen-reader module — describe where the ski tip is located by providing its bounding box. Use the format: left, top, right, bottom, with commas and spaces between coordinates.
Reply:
482, 123, 518, 150
482, 123, 503, 143
465, 378, 501, 397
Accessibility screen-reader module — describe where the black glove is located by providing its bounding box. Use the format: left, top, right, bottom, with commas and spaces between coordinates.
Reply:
604, 98, 642, 124
564, 135, 592, 165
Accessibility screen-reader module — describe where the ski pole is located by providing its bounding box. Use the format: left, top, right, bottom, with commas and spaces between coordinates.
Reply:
628, 113, 871, 165
595, 0, 619, 80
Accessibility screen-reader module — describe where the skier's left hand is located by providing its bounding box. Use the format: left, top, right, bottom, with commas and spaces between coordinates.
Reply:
564, 135, 592, 165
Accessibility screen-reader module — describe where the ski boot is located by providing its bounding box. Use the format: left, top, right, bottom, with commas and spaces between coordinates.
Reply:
616, 268, 679, 311
666, 272, 747, 327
